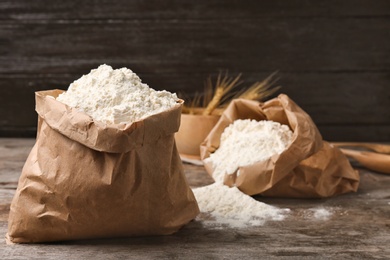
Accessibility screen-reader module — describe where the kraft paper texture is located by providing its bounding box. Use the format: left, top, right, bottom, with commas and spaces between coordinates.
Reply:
7, 90, 199, 243
200, 95, 359, 198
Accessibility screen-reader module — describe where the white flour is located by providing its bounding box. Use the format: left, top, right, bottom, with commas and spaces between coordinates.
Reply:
193, 183, 290, 228
205, 119, 293, 183
193, 119, 293, 228
309, 208, 333, 220
57, 64, 178, 124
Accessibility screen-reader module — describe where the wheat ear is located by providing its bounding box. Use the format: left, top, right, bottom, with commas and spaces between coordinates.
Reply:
202, 73, 242, 115
234, 72, 280, 101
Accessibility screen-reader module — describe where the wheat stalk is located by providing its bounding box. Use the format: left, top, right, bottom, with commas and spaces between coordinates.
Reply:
232, 72, 280, 102
180, 71, 280, 115
202, 73, 242, 115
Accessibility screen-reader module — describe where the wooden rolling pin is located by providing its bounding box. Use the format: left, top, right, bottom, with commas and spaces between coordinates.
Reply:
333, 142, 390, 154
339, 148, 390, 174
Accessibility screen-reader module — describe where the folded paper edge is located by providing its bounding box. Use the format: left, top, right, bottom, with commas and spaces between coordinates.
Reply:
35, 90, 183, 153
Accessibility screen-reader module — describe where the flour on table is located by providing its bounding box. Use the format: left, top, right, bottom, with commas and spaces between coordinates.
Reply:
57, 64, 178, 124
192, 183, 290, 228
308, 207, 333, 220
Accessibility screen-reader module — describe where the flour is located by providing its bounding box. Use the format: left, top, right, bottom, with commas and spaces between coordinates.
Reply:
57, 64, 178, 124
309, 208, 333, 220
193, 183, 290, 228
193, 119, 293, 228
205, 119, 293, 183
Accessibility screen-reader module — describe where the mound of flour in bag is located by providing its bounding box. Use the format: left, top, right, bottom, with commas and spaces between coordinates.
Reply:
57, 64, 178, 124
205, 119, 293, 183
193, 119, 293, 228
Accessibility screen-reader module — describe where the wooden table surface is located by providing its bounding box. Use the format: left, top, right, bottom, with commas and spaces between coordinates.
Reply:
0, 138, 389, 259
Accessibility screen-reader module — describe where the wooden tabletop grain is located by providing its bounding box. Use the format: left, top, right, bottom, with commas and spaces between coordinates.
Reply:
0, 138, 389, 259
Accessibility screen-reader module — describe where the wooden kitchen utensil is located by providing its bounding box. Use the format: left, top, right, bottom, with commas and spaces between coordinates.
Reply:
333, 142, 390, 154
339, 148, 390, 174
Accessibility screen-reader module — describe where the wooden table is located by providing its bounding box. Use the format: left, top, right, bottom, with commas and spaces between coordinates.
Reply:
1, 138, 389, 259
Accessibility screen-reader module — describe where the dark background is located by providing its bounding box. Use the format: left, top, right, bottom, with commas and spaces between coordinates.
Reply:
0, 0, 389, 141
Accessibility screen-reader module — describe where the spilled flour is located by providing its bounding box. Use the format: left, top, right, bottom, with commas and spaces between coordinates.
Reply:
192, 183, 290, 228
308, 207, 333, 220
192, 119, 293, 228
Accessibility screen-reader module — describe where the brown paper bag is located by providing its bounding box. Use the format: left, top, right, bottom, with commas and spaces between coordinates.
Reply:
200, 95, 359, 198
7, 90, 199, 243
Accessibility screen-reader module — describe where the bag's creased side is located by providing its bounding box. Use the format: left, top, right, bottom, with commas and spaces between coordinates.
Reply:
260, 142, 359, 198
201, 94, 359, 198
7, 90, 199, 243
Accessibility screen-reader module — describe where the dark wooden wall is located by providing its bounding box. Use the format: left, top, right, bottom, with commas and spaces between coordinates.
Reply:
0, 0, 389, 141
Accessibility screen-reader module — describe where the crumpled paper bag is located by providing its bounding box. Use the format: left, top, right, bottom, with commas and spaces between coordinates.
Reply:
7, 90, 199, 243
200, 95, 359, 198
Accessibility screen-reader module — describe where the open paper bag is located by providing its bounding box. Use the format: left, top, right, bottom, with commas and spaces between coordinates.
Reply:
7, 90, 199, 243
200, 95, 359, 198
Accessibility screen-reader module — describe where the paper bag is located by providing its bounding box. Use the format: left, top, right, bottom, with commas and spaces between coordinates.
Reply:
200, 95, 359, 198
7, 90, 199, 243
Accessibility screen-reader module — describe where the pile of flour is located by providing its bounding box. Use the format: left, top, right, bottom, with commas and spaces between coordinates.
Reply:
205, 119, 293, 183
193, 183, 290, 228
57, 64, 178, 124
193, 119, 293, 228
308, 207, 333, 220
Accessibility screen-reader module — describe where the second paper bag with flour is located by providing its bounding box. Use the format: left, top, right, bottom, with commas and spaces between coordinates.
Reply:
200, 95, 359, 198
